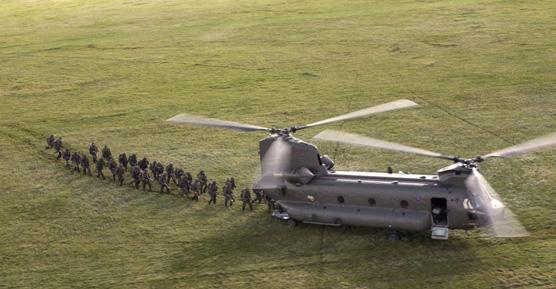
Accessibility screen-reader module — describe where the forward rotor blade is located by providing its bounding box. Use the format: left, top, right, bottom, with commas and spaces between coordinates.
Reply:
482, 132, 556, 159
313, 130, 455, 161
465, 168, 529, 238
300, 99, 417, 130
167, 113, 269, 132
256, 137, 291, 189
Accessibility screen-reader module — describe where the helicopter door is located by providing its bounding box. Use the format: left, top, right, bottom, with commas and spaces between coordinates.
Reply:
431, 198, 449, 240
431, 198, 448, 226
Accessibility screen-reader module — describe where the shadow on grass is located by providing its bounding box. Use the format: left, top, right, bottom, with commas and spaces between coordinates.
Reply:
166, 210, 487, 286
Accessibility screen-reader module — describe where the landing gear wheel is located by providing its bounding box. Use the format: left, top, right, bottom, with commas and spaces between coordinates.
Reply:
287, 218, 297, 228
388, 231, 402, 241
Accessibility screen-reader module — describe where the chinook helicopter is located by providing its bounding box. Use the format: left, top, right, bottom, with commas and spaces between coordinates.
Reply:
167, 100, 556, 240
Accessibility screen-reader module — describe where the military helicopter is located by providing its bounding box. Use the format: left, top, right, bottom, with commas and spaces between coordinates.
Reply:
167, 100, 556, 240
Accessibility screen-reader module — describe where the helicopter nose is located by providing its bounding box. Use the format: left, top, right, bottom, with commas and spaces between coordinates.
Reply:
490, 198, 503, 209
489, 198, 505, 214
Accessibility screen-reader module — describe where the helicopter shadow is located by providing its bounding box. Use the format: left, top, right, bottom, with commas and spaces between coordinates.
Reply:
166, 210, 490, 287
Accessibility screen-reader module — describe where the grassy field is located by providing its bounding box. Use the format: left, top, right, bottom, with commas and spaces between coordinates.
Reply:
1, 0, 555, 288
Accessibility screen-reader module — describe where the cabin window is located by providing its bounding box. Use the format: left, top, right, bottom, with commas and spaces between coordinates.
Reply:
337, 196, 345, 204
400, 200, 409, 209
368, 198, 376, 206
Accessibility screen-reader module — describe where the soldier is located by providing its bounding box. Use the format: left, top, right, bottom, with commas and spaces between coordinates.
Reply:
253, 188, 264, 204
118, 152, 128, 171
115, 164, 125, 186
101, 144, 112, 160
241, 187, 253, 211
197, 170, 208, 194
142, 170, 152, 192
166, 163, 176, 185
192, 179, 202, 201
46, 134, 55, 149
158, 172, 171, 194
138, 157, 149, 171
62, 148, 71, 167
54, 137, 63, 160
265, 195, 274, 212
128, 154, 138, 167
208, 180, 218, 205
108, 158, 117, 181
129, 165, 141, 189
224, 181, 235, 207
89, 141, 99, 163
230, 177, 236, 190
71, 152, 81, 173
155, 162, 164, 180
175, 168, 185, 185
96, 157, 106, 180
178, 175, 191, 198
81, 153, 92, 176
149, 161, 158, 180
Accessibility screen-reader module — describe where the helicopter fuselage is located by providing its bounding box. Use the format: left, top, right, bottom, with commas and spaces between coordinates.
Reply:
270, 171, 477, 232
258, 134, 480, 238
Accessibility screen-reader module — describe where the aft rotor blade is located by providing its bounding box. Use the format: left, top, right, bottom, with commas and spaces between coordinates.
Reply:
482, 132, 556, 159
313, 130, 455, 161
256, 137, 291, 189
299, 99, 417, 130
166, 113, 269, 132
465, 168, 529, 238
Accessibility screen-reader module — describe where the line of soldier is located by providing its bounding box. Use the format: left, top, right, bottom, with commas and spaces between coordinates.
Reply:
46, 135, 267, 211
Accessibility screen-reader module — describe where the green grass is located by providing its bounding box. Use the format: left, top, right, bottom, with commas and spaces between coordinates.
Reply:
1, 0, 555, 288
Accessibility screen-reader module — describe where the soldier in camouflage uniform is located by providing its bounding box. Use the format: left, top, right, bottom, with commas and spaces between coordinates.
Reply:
128, 154, 138, 167
62, 148, 71, 167
101, 144, 112, 160
46, 134, 55, 149
118, 152, 128, 171
207, 180, 218, 205
138, 157, 149, 171
191, 179, 202, 201
129, 165, 141, 189
178, 175, 191, 199
158, 172, 171, 194
149, 161, 158, 180
253, 188, 264, 204
229, 177, 237, 191
224, 181, 235, 207
115, 164, 125, 186
241, 187, 253, 211
166, 163, 177, 185
142, 169, 152, 192
265, 195, 274, 212
108, 158, 117, 181
175, 168, 184, 185
96, 157, 106, 180
71, 152, 81, 173
155, 162, 164, 180
81, 153, 92, 176
197, 170, 208, 194
89, 142, 99, 163
54, 137, 63, 160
